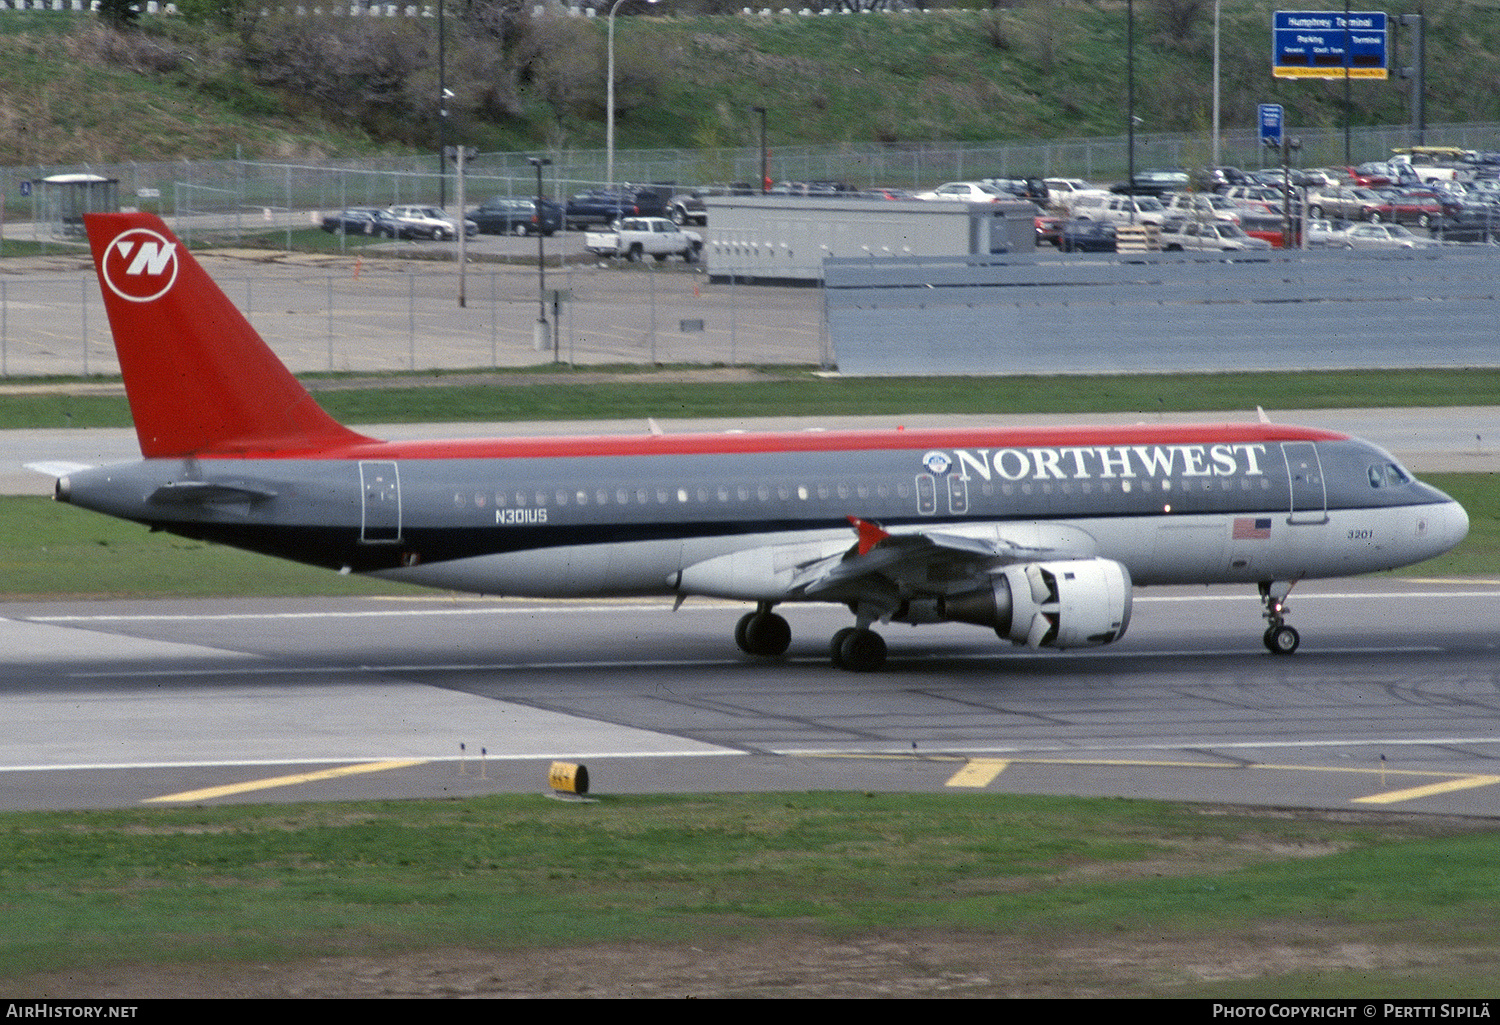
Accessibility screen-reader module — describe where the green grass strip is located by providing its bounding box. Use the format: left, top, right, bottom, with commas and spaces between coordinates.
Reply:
0, 793, 1497, 996
5, 367, 1500, 430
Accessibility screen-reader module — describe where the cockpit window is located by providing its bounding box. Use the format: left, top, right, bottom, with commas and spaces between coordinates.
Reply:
1368, 462, 1411, 488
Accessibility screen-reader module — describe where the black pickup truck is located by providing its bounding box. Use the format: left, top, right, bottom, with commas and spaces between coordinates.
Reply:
563, 187, 670, 229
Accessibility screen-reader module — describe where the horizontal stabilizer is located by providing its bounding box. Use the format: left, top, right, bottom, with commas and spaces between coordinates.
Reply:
23, 461, 96, 478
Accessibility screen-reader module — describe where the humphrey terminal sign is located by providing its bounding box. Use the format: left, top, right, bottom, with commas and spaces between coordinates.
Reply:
1273, 10, 1389, 80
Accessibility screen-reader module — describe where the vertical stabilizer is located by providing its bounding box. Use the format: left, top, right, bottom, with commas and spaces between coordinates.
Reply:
83, 212, 370, 458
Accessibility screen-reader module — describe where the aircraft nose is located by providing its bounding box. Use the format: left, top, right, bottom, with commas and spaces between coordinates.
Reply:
1445, 498, 1471, 550
1430, 497, 1470, 556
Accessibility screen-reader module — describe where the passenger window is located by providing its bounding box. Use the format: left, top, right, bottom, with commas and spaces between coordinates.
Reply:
916, 474, 936, 514
948, 474, 968, 514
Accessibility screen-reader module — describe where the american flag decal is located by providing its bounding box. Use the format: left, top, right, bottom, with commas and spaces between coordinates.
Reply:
1233, 517, 1273, 540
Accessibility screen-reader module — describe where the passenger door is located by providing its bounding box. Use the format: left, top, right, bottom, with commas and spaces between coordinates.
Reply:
1281, 443, 1328, 525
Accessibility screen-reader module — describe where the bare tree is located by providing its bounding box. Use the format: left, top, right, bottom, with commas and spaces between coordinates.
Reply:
1151, 0, 1205, 45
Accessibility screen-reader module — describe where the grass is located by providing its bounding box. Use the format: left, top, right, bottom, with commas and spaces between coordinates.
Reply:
7, 366, 1500, 431
0, 792, 1496, 996
0, 495, 409, 599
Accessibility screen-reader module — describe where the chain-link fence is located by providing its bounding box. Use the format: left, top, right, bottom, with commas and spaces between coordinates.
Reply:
10, 119, 1500, 244
0, 259, 826, 378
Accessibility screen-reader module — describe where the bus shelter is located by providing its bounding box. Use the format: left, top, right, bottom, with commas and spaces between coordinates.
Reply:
37, 173, 119, 238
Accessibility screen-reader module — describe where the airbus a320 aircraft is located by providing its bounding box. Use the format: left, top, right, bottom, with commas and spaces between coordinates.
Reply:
36, 212, 1469, 671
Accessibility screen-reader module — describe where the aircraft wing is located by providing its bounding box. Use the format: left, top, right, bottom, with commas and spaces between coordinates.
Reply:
678, 515, 1098, 618
789, 517, 1084, 609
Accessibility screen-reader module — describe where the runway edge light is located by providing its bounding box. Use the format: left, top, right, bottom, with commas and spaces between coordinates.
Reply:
548, 761, 590, 797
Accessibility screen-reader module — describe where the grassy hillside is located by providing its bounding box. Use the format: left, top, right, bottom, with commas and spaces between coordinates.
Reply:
3, 2, 1498, 165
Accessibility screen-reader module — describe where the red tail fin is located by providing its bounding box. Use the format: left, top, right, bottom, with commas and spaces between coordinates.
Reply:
83, 212, 370, 458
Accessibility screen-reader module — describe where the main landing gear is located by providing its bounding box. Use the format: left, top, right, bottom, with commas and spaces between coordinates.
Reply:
1259, 580, 1300, 655
734, 602, 791, 657
733, 603, 889, 671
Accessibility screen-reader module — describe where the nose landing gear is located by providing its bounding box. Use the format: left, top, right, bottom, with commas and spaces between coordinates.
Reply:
1259, 580, 1300, 655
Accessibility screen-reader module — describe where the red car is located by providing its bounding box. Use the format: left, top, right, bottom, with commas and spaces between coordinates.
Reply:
1034, 213, 1064, 247
1370, 189, 1458, 228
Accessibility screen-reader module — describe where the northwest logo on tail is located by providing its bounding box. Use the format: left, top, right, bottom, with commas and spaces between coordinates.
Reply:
101, 228, 179, 303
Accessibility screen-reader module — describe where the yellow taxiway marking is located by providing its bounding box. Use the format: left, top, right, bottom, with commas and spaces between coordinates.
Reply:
820, 752, 1500, 807
144, 759, 427, 804
945, 759, 1011, 788
1352, 774, 1500, 805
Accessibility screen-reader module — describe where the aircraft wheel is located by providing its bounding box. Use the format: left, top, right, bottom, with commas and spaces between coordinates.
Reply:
837, 628, 887, 672
829, 627, 858, 667
1264, 625, 1300, 655
739, 611, 791, 657
734, 612, 755, 653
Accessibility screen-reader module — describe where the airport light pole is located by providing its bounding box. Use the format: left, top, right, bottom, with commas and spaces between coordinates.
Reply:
1126, 0, 1135, 215
752, 106, 768, 193
607, 0, 659, 188
529, 156, 552, 352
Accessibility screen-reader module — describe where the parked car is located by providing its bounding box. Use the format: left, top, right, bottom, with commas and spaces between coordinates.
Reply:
1219, 184, 1284, 207
1192, 166, 1251, 190
1160, 192, 1242, 224
584, 216, 703, 262
564, 188, 669, 229
1239, 210, 1296, 248
769, 180, 854, 196
1043, 178, 1095, 209
1057, 218, 1117, 253
1159, 218, 1272, 252
1369, 188, 1459, 228
1432, 207, 1500, 243
1338, 222, 1436, 249
320, 207, 403, 238
1110, 169, 1190, 197
1350, 161, 1402, 188
468, 196, 563, 236
1070, 191, 1166, 226
387, 205, 477, 240
1034, 213, 1064, 247
1304, 218, 1355, 248
914, 181, 1007, 203
983, 177, 1048, 202
668, 191, 708, 226
1304, 186, 1383, 221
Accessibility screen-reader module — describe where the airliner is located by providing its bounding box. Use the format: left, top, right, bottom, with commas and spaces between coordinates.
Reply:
34, 213, 1469, 671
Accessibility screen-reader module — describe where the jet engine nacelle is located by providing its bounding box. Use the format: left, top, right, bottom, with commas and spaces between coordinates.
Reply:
918, 557, 1133, 649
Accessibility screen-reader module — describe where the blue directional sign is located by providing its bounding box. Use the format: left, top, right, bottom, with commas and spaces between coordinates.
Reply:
1274, 10, 1388, 80
1259, 104, 1284, 147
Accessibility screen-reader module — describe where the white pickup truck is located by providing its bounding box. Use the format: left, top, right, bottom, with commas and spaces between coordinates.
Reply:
585, 216, 704, 262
